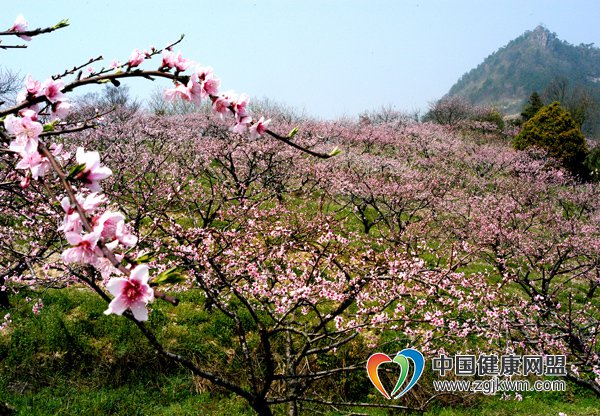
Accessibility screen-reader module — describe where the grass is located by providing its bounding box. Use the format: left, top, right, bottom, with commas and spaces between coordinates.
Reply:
0, 288, 598, 415
424, 393, 600, 416
3, 378, 255, 416
0, 287, 257, 415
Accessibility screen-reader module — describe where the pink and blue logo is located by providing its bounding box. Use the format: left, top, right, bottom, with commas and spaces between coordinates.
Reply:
366, 348, 425, 399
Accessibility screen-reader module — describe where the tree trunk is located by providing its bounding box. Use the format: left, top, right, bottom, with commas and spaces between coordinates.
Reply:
250, 398, 273, 416
0, 276, 8, 308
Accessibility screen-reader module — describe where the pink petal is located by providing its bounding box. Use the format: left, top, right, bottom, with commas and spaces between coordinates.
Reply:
3, 114, 21, 135
129, 301, 149, 321
104, 295, 129, 315
87, 166, 113, 181
61, 246, 88, 264
76, 147, 100, 168
129, 264, 149, 285
116, 221, 137, 247
105, 277, 129, 297
64, 231, 82, 246
93, 257, 120, 281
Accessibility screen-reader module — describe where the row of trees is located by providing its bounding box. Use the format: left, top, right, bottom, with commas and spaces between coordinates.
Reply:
425, 90, 599, 180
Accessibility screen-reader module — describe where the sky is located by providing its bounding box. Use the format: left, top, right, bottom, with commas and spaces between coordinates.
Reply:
2, 1, 600, 119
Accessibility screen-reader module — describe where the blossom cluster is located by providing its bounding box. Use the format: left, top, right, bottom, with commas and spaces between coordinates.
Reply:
1, 13, 279, 322
3, 74, 70, 187
6, 26, 148, 318
160, 53, 271, 137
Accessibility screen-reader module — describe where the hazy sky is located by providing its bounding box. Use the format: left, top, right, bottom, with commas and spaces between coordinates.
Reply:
3, 1, 600, 119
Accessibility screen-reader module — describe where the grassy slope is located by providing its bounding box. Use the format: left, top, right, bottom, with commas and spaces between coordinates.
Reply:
0, 289, 598, 416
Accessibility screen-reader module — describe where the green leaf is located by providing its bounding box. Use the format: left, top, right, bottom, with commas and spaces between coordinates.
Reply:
328, 146, 342, 157
152, 267, 186, 286
134, 251, 156, 264
67, 163, 86, 180
287, 127, 299, 139
43, 120, 58, 132
53, 19, 70, 29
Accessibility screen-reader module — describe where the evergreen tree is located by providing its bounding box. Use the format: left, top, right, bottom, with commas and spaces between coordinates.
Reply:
520, 91, 544, 121
514, 101, 588, 175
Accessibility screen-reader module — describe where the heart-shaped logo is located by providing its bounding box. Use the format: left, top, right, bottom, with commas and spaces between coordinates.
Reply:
366, 348, 425, 399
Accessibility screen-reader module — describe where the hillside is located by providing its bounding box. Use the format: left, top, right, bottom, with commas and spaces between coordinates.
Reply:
447, 26, 600, 131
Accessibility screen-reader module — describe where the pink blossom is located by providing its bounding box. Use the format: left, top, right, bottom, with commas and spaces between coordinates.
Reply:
197, 66, 220, 96
24, 75, 42, 96
128, 49, 145, 67
104, 265, 154, 321
0, 313, 12, 332
61, 231, 101, 264
230, 93, 251, 133
20, 108, 38, 121
164, 74, 204, 105
64, 192, 103, 233
19, 175, 31, 189
14, 151, 39, 171
94, 211, 124, 240
51, 101, 72, 120
93, 256, 122, 281
186, 74, 203, 105
231, 116, 252, 134
16, 91, 28, 104
4, 113, 42, 153
212, 94, 231, 115
115, 220, 137, 247
9, 14, 31, 41
75, 147, 113, 191
164, 82, 191, 102
16, 89, 41, 112
204, 79, 220, 97
174, 52, 192, 71
162, 50, 191, 72
59, 193, 106, 234
161, 50, 174, 68
249, 116, 271, 139
41, 78, 66, 103
32, 299, 43, 315
232, 93, 249, 119
93, 211, 137, 247
79, 192, 107, 213
15, 150, 49, 180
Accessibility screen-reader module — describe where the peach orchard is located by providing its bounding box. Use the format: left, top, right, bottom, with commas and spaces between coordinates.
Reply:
0, 14, 598, 415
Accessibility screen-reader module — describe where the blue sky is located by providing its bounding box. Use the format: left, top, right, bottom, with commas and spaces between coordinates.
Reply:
2, 1, 600, 119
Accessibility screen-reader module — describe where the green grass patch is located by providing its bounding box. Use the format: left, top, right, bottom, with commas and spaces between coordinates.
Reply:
0, 288, 597, 415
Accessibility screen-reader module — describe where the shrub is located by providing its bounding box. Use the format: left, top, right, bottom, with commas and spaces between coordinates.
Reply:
514, 101, 589, 175
472, 106, 505, 131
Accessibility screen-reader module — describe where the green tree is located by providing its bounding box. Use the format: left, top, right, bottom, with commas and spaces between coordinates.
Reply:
521, 91, 544, 122
584, 145, 600, 181
543, 77, 599, 135
514, 101, 589, 175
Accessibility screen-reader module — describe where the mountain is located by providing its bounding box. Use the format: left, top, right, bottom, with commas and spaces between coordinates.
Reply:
446, 26, 600, 131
